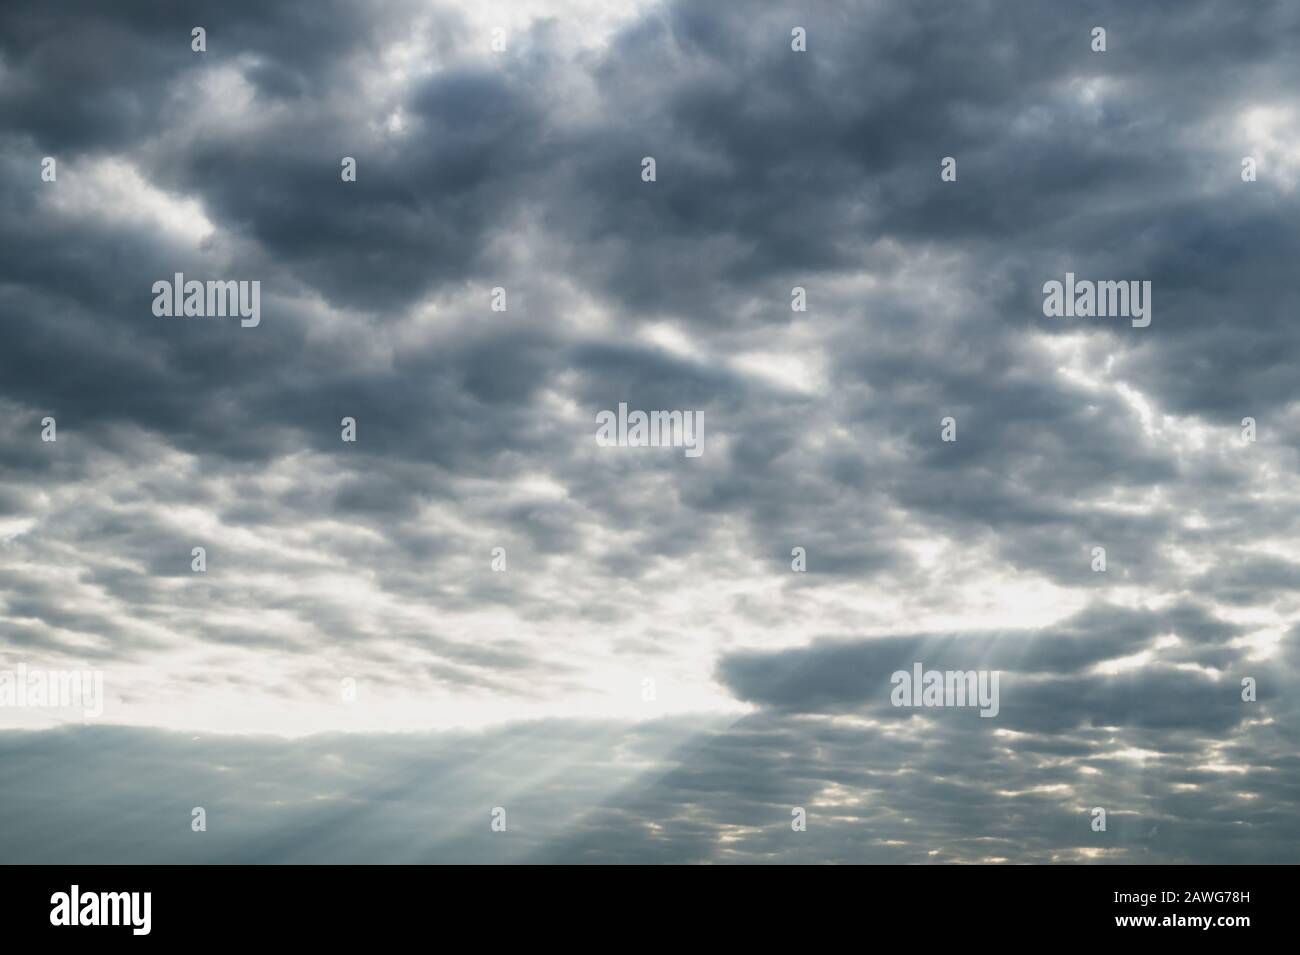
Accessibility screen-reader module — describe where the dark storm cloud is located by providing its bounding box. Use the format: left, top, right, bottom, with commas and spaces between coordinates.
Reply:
0, 0, 426, 150
718, 600, 1252, 718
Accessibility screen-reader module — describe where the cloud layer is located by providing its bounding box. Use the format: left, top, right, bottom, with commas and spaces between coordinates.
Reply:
1, 0, 1298, 862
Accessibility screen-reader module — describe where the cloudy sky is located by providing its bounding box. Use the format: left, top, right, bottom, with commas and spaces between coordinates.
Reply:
2, 0, 1299, 863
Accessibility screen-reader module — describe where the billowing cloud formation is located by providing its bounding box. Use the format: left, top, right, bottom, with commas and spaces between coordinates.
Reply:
1, 0, 1298, 862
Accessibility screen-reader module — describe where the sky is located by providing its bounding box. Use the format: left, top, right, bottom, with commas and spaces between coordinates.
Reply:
1, 0, 1299, 863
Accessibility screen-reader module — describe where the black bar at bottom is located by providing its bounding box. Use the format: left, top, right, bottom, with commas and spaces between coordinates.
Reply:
3, 864, 1289, 942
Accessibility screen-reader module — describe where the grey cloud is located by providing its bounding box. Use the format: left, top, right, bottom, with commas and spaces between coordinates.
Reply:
2, 0, 1299, 863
